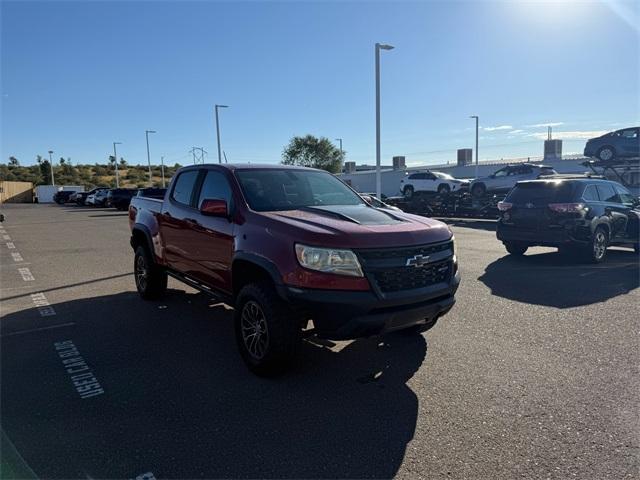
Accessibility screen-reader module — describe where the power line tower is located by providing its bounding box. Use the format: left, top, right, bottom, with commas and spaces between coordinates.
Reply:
190, 147, 209, 164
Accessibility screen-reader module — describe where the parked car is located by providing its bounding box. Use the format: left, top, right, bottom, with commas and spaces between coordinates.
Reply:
136, 187, 167, 199
79, 188, 108, 206
496, 176, 640, 262
69, 191, 81, 203
53, 190, 76, 204
106, 188, 137, 210
87, 189, 110, 206
129, 164, 460, 375
469, 164, 557, 197
584, 127, 640, 162
400, 171, 469, 197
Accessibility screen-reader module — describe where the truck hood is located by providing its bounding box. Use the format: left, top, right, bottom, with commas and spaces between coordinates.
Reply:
259, 204, 452, 248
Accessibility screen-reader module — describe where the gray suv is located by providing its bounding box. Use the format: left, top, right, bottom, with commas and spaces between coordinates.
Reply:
584, 127, 639, 162
469, 164, 557, 197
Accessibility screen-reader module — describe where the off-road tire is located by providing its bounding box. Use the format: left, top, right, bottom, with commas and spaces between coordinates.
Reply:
234, 282, 302, 376
134, 245, 167, 299
504, 241, 528, 256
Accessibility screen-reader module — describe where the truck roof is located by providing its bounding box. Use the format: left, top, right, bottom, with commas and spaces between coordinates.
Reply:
181, 163, 322, 172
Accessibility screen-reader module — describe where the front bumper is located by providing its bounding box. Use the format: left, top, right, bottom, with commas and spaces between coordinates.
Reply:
277, 270, 460, 339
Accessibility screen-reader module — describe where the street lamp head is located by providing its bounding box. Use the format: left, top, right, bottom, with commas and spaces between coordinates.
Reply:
48, 150, 53, 154
146, 130, 156, 134
377, 43, 394, 50
114, 141, 122, 145
470, 115, 478, 119
216, 104, 229, 109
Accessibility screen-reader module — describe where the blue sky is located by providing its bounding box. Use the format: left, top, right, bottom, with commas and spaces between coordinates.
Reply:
1, 0, 638, 167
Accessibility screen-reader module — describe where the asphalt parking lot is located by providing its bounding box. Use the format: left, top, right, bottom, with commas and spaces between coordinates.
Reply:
1, 204, 638, 479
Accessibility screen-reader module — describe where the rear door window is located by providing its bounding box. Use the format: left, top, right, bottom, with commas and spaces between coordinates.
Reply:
506, 182, 575, 205
596, 184, 620, 203
171, 170, 199, 206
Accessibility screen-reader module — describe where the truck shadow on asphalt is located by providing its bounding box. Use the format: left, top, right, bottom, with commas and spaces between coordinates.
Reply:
478, 249, 639, 308
1, 289, 428, 479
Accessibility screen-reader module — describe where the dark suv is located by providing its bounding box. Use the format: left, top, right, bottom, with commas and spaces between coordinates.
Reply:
106, 188, 137, 210
497, 177, 639, 262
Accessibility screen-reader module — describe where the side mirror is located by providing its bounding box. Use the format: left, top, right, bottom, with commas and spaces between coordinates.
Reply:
200, 198, 228, 217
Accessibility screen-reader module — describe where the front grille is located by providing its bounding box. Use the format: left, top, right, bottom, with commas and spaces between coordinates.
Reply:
357, 241, 452, 261
356, 241, 453, 293
371, 260, 451, 292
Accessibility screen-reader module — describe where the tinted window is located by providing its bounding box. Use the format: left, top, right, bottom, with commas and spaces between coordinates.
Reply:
408, 173, 425, 180
494, 168, 508, 177
614, 185, 636, 205
198, 170, 233, 209
596, 184, 619, 203
582, 185, 600, 201
620, 129, 638, 139
505, 182, 575, 205
236, 169, 364, 212
171, 170, 199, 206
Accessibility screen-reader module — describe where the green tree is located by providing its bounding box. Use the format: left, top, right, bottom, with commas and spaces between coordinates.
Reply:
8, 156, 19, 167
281, 135, 344, 173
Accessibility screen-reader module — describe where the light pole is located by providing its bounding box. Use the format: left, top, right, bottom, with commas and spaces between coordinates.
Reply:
113, 142, 122, 188
335, 138, 343, 153
470, 115, 479, 178
215, 104, 228, 164
375, 42, 394, 200
48, 150, 55, 186
145, 130, 156, 186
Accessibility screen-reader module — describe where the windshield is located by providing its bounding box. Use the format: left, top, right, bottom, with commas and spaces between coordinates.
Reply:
236, 169, 365, 212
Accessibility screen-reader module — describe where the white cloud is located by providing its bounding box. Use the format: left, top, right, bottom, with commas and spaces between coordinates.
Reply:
509, 129, 525, 134
528, 130, 607, 140
483, 125, 513, 131
526, 122, 564, 128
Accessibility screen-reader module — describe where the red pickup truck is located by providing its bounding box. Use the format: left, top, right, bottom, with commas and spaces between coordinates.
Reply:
129, 164, 460, 375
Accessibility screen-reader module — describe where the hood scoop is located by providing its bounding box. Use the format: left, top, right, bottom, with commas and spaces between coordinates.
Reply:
299, 205, 404, 226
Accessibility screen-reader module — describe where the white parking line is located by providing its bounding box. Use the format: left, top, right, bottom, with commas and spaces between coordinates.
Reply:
30, 292, 56, 316
18, 268, 35, 281
6, 242, 15, 249
1, 322, 75, 338
54, 340, 105, 399
2, 235, 10, 240
11, 252, 24, 262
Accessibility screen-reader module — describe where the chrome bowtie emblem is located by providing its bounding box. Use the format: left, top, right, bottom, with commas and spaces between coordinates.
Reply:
406, 254, 431, 267
525, 202, 534, 208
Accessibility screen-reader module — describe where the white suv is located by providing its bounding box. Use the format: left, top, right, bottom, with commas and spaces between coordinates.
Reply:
469, 164, 556, 197
400, 171, 469, 197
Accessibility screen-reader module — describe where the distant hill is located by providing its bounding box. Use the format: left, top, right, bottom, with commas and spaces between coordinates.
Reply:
0, 162, 181, 189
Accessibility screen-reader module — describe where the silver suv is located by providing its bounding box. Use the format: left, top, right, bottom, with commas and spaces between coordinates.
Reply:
469, 164, 556, 197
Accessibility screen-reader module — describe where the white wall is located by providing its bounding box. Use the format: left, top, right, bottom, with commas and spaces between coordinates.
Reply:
35, 185, 84, 203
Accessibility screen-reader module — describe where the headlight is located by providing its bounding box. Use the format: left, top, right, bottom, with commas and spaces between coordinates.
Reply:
295, 244, 364, 277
